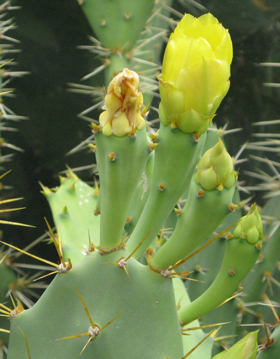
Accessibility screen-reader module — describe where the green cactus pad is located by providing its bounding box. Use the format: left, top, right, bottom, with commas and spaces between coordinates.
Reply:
44, 174, 100, 264
7, 250, 184, 359
80, 0, 155, 51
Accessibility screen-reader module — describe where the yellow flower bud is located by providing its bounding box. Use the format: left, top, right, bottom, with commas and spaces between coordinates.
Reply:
158, 13, 233, 136
234, 204, 263, 244
99, 68, 145, 136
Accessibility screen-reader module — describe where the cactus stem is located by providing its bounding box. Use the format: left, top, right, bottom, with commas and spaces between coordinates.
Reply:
181, 329, 215, 359
168, 221, 238, 271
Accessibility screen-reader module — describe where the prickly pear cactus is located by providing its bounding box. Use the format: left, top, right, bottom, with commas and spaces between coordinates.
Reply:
3, 1, 280, 357
1, 12, 267, 359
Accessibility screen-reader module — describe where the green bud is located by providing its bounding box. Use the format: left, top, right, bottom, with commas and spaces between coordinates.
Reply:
194, 138, 235, 191
212, 331, 258, 359
234, 204, 263, 245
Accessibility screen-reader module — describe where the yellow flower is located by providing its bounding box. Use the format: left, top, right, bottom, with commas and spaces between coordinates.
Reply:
158, 13, 233, 136
99, 68, 145, 136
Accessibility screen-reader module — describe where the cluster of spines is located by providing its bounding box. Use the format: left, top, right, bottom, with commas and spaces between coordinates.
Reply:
0, 1, 27, 182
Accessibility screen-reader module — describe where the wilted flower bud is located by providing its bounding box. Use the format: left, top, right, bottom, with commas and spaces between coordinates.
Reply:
158, 13, 233, 136
234, 204, 263, 245
99, 68, 145, 136
194, 138, 236, 191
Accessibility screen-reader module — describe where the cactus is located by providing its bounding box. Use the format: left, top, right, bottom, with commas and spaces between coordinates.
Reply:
1, 1, 280, 358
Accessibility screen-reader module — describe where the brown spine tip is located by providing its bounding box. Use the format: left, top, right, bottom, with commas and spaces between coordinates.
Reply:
174, 208, 181, 216
171, 121, 177, 129
193, 133, 201, 142
88, 144, 96, 152
197, 189, 204, 197
107, 152, 116, 161
91, 123, 101, 133
149, 143, 158, 152
229, 203, 239, 212
159, 183, 166, 192
255, 242, 262, 251
124, 12, 131, 19
149, 132, 159, 142
94, 209, 100, 216
226, 232, 234, 240
229, 269, 236, 276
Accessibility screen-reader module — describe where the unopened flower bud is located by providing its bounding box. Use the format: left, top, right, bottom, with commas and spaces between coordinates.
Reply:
159, 13, 232, 136
234, 204, 263, 244
194, 138, 235, 191
212, 330, 258, 359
